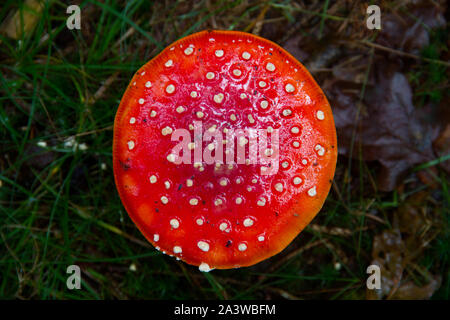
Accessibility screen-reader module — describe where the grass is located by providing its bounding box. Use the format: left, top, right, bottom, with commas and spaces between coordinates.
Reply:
0, 0, 448, 299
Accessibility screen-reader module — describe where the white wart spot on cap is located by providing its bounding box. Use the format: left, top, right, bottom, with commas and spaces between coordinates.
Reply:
170, 218, 179, 229
258, 80, 267, 88
176, 106, 185, 113
215, 49, 224, 57
184, 47, 194, 55
308, 186, 317, 197
243, 218, 254, 227
257, 198, 266, 206
282, 108, 293, 117
145, 81, 152, 88
317, 110, 325, 120
189, 198, 199, 206
315, 144, 325, 156
260, 100, 269, 109
238, 243, 247, 251
196, 217, 203, 225
291, 126, 300, 134
219, 222, 229, 232
129, 117, 136, 124
173, 246, 182, 254
138, 98, 144, 104
150, 110, 157, 117
266, 62, 275, 71
161, 126, 173, 136
161, 196, 169, 204
235, 197, 243, 204
199, 262, 212, 272
127, 141, 135, 150
242, 51, 251, 60
149, 175, 157, 184
293, 176, 302, 186
240, 93, 247, 99
166, 154, 176, 163
214, 93, 224, 103
258, 235, 265, 242
153, 234, 159, 242
196, 111, 204, 119
165, 59, 173, 67
197, 241, 210, 252
233, 69, 242, 76
186, 179, 193, 187
190, 91, 198, 98
206, 72, 215, 79
285, 83, 295, 93
274, 182, 283, 192
166, 84, 175, 94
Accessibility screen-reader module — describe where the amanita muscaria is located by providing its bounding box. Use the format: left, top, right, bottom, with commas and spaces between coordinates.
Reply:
113, 30, 337, 271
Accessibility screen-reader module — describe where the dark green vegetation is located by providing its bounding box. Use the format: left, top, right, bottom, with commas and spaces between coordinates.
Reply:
0, 0, 448, 299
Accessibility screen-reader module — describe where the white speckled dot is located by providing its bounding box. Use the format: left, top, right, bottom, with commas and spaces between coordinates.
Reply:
293, 177, 302, 185
274, 183, 283, 192
215, 49, 224, 57
138, 98, 144, 104
190, 91, 198, 98
285, 83, 295, 93
219, 222, 228, 231
233, 69, 242, 76
173, 246, 182, 254
129, 117, 136, 124
317, 110, 325, 120
153, 234, 159, 242
127, 141, 135, 150
184, 47, 194, 55
238, 243, 247, 251
282, 108, 292, 117
166, 84, 175, 94
206, 72, 215, 79
260, 100, 269, 109
196, 218, 203, 225
170, 218, 179, 229
258, 235, 265, 242
196, 111, 204, 119
199, 263, 212, 272
257, 198, 266, 206
189, 198, 199, 206
145, 81, 152, 88
291, 126, 300, 134
161, 196, 169, 205
149, 175, 157, 184
214, 93, 224, 103
243, 218, 254, 227
242, 51, 251, 60
258, 81, 267, 88
197, 241, 210, 252
165, 59, 173, 67
167, 154, 176, 163
266, 62, 275, 71
308, 186, 317, 197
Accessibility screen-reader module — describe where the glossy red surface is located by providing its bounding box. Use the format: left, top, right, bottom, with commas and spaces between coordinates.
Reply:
113, 30, 337, 271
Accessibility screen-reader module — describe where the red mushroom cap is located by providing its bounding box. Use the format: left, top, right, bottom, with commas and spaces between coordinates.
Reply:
113, 30, 337, 271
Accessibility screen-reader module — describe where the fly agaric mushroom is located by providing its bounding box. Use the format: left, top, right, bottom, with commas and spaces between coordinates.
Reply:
113, 30, 337, 271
